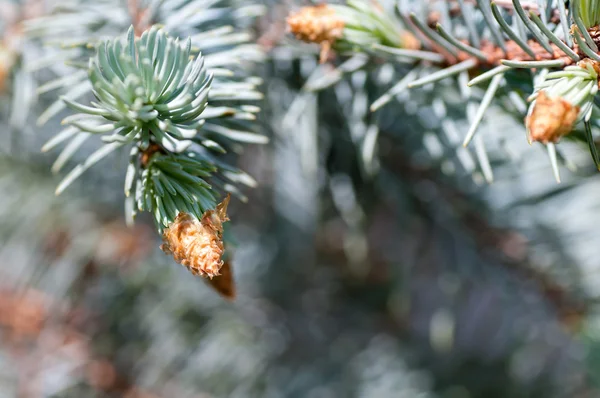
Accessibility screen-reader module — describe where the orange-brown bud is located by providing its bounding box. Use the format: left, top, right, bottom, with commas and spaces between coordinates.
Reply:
205, 259, 236, 300
578, 58, 600, 77
287, 5, 344, 63
160, 195, 230, 278
526, 91, 579, 144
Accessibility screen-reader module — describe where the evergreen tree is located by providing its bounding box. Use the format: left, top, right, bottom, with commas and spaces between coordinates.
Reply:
1, 0, 600, 396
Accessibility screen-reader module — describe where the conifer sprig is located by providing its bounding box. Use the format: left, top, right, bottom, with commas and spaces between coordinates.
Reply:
23, 0, 266, 239
286, 0, 600, 182
42, 25, 262, 234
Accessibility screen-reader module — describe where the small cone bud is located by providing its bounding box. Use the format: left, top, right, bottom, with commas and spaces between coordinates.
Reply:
287, 5, 345, 63
526, 91, 580, 144
205, 259, 236, 300
161, 195, 230, 278
578, 58, 600, 76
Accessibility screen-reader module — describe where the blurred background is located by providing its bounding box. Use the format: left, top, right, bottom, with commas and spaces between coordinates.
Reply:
2, 0, 600, 397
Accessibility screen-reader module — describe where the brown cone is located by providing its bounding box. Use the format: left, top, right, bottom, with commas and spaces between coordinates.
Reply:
205, 259, 236, 300
160, 195, 230, 279
287, 5, 344, 63
526, 91, 579, 144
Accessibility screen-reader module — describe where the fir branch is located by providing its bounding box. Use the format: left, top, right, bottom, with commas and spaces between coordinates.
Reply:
285, 0, 600, 180
20, 0, 266, 251
39, 24, 264, 249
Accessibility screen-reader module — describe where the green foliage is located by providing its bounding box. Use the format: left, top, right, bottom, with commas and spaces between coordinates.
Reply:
576, 0, 600, 29
329, 0, 408, 50
291, 0, 600, 183
3, 1, 600, 397
23, 0, 266, 233
136, 151, 218, 231
48, 26, 211, 193
82, 26, 210, 144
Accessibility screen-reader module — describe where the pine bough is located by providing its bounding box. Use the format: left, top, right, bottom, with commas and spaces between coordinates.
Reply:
287, 0, 600, 183
20, 0, 266, 280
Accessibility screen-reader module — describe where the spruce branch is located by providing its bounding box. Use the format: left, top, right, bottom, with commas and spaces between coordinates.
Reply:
46, 25, 261, 227
285, 0, 600, 181
24, 0, 266, 240
24, 0, 265, 128
287, 1, 419, 63
31, 10, 265, 279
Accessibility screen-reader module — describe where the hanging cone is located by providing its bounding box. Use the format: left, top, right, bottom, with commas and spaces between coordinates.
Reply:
526, 91, 579, 144
287, 4, 345, 63
160, 194, 231, 278
204, 259, 236, 300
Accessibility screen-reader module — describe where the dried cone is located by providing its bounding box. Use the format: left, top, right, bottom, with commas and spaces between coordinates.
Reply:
161, 195, 230, 278
205, 259, 236, 300
526, 91, 580, 144
287, 4, 345, 63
